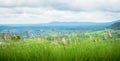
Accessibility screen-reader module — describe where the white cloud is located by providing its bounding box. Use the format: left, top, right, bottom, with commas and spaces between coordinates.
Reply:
0, 0, 120, 24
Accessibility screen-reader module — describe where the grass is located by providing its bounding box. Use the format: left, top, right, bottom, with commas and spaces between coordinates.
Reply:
0, 39, 120, 61
0, 30, 120, 61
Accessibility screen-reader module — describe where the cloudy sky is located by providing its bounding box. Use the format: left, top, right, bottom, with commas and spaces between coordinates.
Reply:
0, 0, 120, 24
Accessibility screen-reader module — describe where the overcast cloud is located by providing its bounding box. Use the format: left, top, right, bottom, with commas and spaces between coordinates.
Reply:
0, 0, 120, 24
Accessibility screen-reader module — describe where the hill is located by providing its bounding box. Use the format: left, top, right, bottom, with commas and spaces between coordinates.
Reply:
0, 21, 113, 32
109, 22, 120, 30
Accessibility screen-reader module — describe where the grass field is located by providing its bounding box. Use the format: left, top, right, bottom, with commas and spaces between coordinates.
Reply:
0, 30, 120, 61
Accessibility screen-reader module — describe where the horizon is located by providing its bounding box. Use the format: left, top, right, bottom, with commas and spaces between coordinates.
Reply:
0, 20, 117, 25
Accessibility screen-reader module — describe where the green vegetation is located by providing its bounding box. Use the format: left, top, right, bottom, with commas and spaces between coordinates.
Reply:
0, 30, 120, 61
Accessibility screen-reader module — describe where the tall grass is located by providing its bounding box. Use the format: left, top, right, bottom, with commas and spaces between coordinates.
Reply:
0, 30, 120, 61
0, 38, 120, 61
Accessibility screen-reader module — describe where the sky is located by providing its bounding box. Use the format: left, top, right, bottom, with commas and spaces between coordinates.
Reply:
0, 0, 120, 24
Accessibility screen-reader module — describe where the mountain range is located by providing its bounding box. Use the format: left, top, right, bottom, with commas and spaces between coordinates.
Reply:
0, 20, 119, 32
108, 21, 120, 30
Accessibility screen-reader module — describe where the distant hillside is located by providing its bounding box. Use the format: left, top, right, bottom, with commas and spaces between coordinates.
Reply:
47, 21, 111, 26
109, 22, 120, 30
114, 20, 120, 23
0, 21, 113, 32
0, 25, 10, 31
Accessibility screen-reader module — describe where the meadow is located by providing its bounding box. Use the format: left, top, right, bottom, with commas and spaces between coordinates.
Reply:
0, 30, 120, 61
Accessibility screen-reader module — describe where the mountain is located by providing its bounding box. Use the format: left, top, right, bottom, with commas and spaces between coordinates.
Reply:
0, 21, 113, 32
46, 21, 111, 26
108, 21, 120, 30
114, 20, 120, 22
0, 25, 10, 31
45, 21, 113, 30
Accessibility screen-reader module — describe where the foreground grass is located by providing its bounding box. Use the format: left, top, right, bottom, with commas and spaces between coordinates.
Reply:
0, 38, 120, 61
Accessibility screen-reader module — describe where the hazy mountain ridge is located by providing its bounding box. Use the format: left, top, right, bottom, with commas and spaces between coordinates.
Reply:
0, 20, 118, 32
108, 21, 120, 30
46, 21, 112, 26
